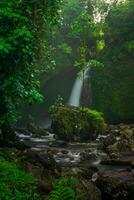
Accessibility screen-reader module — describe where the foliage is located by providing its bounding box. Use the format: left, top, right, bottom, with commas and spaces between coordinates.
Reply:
70, 10, 95, 39
50, 103, 106, 142
46, 176, 82, 200
58, 43, 72, 54
0, 156, 41, 200
0, 0, 62, 134
52, 0, 98, 73
49, 95, 64, 114
92, 0, 134, 122
51, 0, 105, 94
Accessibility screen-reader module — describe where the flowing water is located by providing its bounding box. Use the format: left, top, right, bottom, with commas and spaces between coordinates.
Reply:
16, 130, 106, 167
68, 68, 92, 107
16, 129, 130, 182
68, 76, 83, 107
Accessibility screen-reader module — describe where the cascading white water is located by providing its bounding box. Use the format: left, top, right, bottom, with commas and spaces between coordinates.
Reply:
68, 76, 83, 107
68, 68, 91, 107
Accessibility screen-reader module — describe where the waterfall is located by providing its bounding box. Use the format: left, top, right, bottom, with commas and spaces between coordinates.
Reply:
68, 68, 91, 107
68, 76, 83, 107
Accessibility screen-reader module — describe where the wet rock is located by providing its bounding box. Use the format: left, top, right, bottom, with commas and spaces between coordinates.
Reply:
15, 128, 32, 136
108, 125, 120, 135
96, 170, 134, 200
47, 149, 59, 155
47, 128, 55, 134
80, 151, 97, 161
61, 150, 68, 154
122, 129, 133, 138
101, 159, 131, 166
102, 134, 116, 150
15, 140, 34, 150
53, 134, 59, 140
49, 140, 68, 148
36, 152, 56, 168
25, 149, 55, 167
106, 143, 120, 158
27, 120, 49, 137
101, 151, 134, 167
92, 172, 99, 182
102, 124, 134, 161
80, 166, 98, 180
24, 149, 61, 177
62, 167, 83, 177
119, 124, 131, 131
117, 138, 134, 152
70, 157, 74, 161
81, 181, 102, 200
62, 166, 98, 180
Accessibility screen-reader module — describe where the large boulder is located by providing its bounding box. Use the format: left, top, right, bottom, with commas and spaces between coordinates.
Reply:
23, 149, 61, 178
50, 106, 106, 142
81, 181, 102, 200
96, 170, 134, 200
101, 124, 134, 159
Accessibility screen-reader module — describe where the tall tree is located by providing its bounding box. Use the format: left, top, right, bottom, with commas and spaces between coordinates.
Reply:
0, 0, 62, 139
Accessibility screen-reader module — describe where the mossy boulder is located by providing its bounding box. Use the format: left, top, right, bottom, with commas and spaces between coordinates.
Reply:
50, 106, 106, 142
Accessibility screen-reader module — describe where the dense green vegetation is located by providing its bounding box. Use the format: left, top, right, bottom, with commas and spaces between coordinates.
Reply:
47, 0, 134, 123
92, 0, 134, 122
50, 0, 134, 123
51, 0, 97, 74
0, 0, 62, 138
1, 0, 133, 129
0, 156, 41, 200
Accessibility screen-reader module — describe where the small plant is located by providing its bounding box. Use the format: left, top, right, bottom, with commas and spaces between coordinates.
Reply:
46, 176, 82, 200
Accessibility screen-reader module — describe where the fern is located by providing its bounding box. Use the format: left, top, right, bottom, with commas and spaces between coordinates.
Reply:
46, 187, 77, 200
46, 177, 82, 200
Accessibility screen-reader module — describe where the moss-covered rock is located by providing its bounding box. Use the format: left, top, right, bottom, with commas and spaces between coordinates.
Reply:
50, 105, 106, 142
101, 124, 134, 160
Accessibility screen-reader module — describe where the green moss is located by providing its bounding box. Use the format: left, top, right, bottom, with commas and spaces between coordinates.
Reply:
50, 105, 106, 141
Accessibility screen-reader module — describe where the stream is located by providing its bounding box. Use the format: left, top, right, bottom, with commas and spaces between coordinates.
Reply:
16, 130, 130, 181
